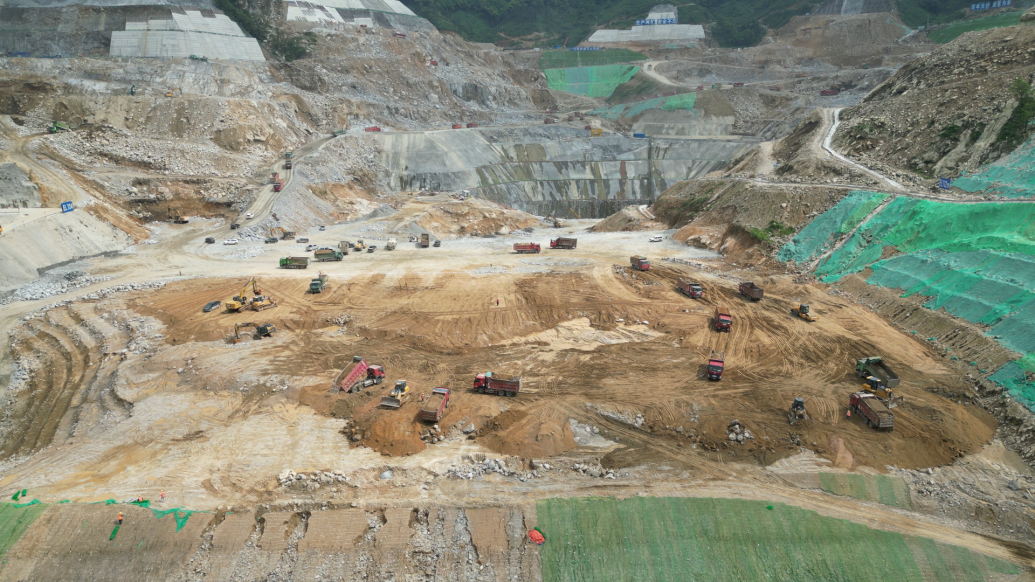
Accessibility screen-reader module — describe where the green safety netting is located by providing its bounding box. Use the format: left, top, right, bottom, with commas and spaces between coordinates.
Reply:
538, 49, 646, 70
782, 195, 1035, 412
661, 92, 696, 111
989, 361, 1035, 406
954, 133, 1035, 198
815, 197, 1035, 281
588, 92, 698, 120
544, 65, 639, 98
865, 250, 1035, 325
777, 191, 888, 264
150, 507, 199, 532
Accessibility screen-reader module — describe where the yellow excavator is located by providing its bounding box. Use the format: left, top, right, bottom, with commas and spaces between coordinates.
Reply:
165, 87, 181, 97
790, 303, 817, 322
862, 376, 903, 408
231, 322, 275, 343
225, 277, 261, 312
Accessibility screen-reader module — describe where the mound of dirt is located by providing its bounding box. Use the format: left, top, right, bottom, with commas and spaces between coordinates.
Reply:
590, 206, 664, 232
387, 198, 540, 237
479, 409, 577, 458
360, 414, 427, 457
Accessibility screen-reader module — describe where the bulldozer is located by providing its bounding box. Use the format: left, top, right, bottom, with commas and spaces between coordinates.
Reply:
380, 380, 409, 409
225, 277, 261, 312
788, 397, 809, 425
790, 303, 817, 322
353, 239, 366, 251
862, 376, 903, 409
230, 322, 275, 343
250, 293, 277, 311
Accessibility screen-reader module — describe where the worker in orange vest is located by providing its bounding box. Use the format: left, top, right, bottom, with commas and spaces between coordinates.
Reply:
160, 490, 166, 502
137, 495, 143, 503
846, 409, 851, 420
117, 512, 123, 525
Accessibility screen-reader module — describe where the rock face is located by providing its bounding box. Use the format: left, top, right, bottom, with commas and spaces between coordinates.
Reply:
832, 25, 1035, 180
0, 163, 40, 208
1022, 6, 1035, 22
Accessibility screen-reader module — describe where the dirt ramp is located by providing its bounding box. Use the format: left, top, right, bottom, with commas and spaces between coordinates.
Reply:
0, 504, 205, 582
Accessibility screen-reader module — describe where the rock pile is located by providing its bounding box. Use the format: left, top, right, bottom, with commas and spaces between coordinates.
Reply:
571, 462, 617, 479
727, 419, 754, 444
278, 469, 351, 490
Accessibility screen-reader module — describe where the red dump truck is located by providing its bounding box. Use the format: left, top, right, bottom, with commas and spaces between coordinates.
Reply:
364, 126, 382, 132
820, 89, 840, 96
714, 306, 732, 332
678, 279, 703, 298
466, 122, 479, 128
473, 372, 521, 397
850, 392, 894, 430
419, 387, 450, 422
739, 281, 764, 301
273, 182, 283, 192
452, 124, 463, 129
630, 256, 650, 271
513, 242, 541, 254
550, 237, 577, 249
331, 356, 385, 394
707, 350, 725, 380
420, 233, 430, 248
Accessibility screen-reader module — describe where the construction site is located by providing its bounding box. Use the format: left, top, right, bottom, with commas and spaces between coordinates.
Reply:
1, 0, 1035, 578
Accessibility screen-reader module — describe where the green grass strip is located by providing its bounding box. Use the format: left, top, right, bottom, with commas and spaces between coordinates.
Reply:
986, 555, 1022, 574
876, 475, 900, 507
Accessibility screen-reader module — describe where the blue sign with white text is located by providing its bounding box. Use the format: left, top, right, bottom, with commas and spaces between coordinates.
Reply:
938, 178, 952, 190
61, 201, 74, 212
635, 18, 678, 25
971, 0, 1009, 10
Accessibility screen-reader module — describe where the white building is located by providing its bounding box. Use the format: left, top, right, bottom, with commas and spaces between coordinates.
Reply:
588, 6, 705, 43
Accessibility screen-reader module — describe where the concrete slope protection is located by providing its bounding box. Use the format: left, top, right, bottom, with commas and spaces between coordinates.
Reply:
372, 127, 756, 217
781, 195, 1035, 407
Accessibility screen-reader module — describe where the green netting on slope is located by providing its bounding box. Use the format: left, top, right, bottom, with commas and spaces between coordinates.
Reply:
544, 65, 640, 98
588, 92, 697, 119
866, 250, 1035, 325
150, 507, 200, 532
0, 503, 47, 558
954, 133, 1035, 198
538, 49, 647, 70
815, 197, 1035, 281
623, 96, 666, 118
989, 362, 1035, 406
661, 92, 696, 111
537, 497, 1015, 582
776, 191, 888, 263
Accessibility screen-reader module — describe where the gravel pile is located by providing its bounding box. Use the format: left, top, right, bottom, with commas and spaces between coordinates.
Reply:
21, 281, 167, 322
1, 270, 116, 305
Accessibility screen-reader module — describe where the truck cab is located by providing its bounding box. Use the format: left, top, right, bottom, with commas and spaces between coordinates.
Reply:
707, 358, 724, 380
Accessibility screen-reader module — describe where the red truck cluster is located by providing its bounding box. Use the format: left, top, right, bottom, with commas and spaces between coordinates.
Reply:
331, 356, 385, 394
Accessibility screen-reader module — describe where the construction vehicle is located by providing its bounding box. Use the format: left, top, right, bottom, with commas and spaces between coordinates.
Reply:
353, 239, 366, 252
788, 398, 808, 425
472, 372, 521, 397
544, 118, 555, 124
285, 151, 293, 159
714, 306, 732, 332
420, 233, 430, 248
364, 126, 382, 132
630, 256, 650, 271
452, 124, 463, 129
225, 278, 262, 312
48, 121, 69, 133
551, 237, 577, 249
250, 290, 276, 311
127, 85, 136, 95
231, 322, 275, 343
420, 387, 450, 421
189, 55, 208, 61
331, 356, 385, 393
861, 376, 903, 408
271, 172, 279, 183
386, 238, 397, 250
284, 160, 293, 169
513, 242, 541, 254
678, 279, 703, 299
309, 272, 328, 293
314, 249, 343, 262
279, 257, 309, 269
338, 241, 351, 254
381, 380, 410, 408
270, 227, 286, 240
850, 392, 894, 430
170, 212, 189, 224
855, 357, 900, 388
282, 230, 296, 240
590, 128, 603, 137
392, 32, 407, 38
707, 351, 725, 380
273, 182, 283, 192
466, 122, 479, 128
790, 303, 817, 322
165, 87, 181, 97
739, 281, 764, 302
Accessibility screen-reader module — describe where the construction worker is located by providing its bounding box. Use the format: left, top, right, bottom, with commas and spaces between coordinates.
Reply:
137, 495, 143, 503
117, 512, 123, 525
846, 409, 851, 420
160, 490, 165, 503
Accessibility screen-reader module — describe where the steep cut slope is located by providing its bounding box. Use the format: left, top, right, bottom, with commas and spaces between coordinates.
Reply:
832, 23, 1035, 185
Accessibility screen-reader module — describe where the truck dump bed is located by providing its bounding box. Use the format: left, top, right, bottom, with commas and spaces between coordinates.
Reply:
858, 357, 900, 388
331, 357, 368, 394
419, 388, 450, 421
739, 282, 764, 301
